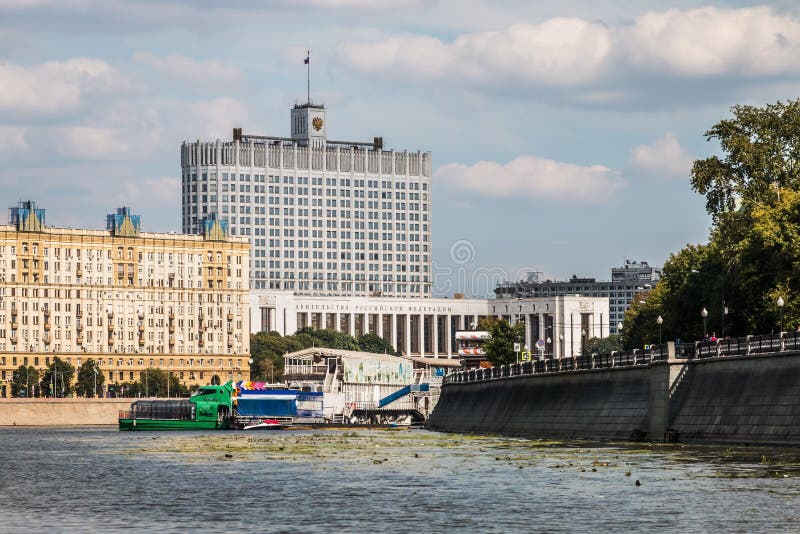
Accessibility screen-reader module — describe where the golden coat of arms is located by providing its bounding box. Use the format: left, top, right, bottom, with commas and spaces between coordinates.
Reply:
312, 117, 323, 131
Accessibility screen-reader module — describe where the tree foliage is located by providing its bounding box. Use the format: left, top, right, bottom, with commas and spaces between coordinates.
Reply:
76, 358, 105, 398
483, 319, 524, 367
692, 100, 800, 218
40, 357, 75, 397
584, 335, 623, 355
11, 365, 39, 397
625, 99, 800, 347
114, 368, 189, 398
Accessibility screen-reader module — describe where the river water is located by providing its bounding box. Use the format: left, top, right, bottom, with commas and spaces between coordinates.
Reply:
0, 427, 798, 533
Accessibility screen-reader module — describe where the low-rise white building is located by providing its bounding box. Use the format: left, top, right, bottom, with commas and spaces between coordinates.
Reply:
250, 291, 610, 359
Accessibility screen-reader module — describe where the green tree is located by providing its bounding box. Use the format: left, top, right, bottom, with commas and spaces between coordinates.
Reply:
75, 359, 105, 398
625, 99, 800, 347
584, 335, 623, 355
40, 357, 75, 397
11, 365, 39, 397
692, 100, 800, 218
483, 319, 524, 367
357, 333, 398, 355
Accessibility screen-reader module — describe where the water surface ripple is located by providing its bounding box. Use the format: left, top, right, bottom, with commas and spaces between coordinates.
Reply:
0, 427, 798, 532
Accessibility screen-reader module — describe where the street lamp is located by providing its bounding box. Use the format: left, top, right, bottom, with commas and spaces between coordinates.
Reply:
581, 329, 586, 355
701, 307, 708, 339
691, 269, 727, 337
656, 315, 663, 346
617, 322, 623, 335
559, 333, 564, 358
777, 296, 785, 333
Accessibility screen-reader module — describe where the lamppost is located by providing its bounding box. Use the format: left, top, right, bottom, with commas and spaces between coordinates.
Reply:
777, 296, 785, 333
701, 307, 708, 339
617, 322, 623, 337
691, 269, 727, 337
656, 315, 663, 346
581, 329, 586, 355
559, 333, 564, 358
93, 364, 98, 398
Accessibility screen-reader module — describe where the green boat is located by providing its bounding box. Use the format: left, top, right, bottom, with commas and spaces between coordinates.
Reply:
118, 382, 234, 430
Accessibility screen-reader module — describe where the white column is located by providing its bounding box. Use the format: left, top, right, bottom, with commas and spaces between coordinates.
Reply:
377, 313, 383, 339
349, 313, 355, 337
432, 315, 439, 357
405, 314, 411, 356
445, 314, 452, 356
391, 313, 398, 353
524, 314, 532, 353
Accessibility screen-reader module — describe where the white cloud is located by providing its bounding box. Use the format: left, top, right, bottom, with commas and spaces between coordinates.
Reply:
0, 57, 124, 115
338, 18, 613, 88
57, 126, 130, 159
436, 156, 624, 204
121, 176, 180, 207
133, 52, 245, 86
625, 6, 800, 77
187, 97, 249, 140
629, 133, 695, 180
337, 6, 800, 97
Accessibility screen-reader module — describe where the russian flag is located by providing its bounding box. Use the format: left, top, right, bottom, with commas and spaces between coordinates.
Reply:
304, 52, 310, 64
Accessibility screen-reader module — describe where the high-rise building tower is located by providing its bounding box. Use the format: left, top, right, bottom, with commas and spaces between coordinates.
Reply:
181, 103, 432, 297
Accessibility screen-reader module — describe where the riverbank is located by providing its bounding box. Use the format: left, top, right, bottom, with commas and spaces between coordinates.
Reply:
0, 398, 136, 426
430, 344, 800, 445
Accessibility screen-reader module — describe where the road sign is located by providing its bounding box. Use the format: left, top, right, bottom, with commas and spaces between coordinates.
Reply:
513, 343, 521, 352
535, 339, 546, 350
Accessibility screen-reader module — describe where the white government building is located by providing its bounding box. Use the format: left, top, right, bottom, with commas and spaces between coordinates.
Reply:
181, 101, 432, 297
182, 99, 611, 360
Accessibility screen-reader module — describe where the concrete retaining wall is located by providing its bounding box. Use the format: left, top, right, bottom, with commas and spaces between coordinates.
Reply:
0, 399, 133, 426
670, 352, 800, 444
430, 350, 800, 444
429, 366, 655, 440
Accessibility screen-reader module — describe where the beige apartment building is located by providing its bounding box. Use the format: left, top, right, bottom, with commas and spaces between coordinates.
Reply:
0, 201, 251, 397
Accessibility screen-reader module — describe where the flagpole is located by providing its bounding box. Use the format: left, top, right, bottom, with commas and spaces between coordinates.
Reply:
307, 49, 310, 105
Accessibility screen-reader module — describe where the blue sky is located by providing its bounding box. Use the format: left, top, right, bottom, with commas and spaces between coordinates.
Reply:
2, 0, 800, 295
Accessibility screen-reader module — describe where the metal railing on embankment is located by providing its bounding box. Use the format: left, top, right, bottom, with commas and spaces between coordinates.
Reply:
443, 331, 800, 386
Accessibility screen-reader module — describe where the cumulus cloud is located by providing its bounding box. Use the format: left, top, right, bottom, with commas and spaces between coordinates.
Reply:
436, 156, 624, 204
339, 18, 612, 87
338, 6, 800, 98
626, 6, 800, 77
0, 57, 125, 116
133, 52, 245, 86
629, 133, 695, 180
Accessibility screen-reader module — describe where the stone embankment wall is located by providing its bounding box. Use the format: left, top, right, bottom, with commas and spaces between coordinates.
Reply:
429, 350, 800, 444
0, 399, 132, 426
670, 353, 800, 444
429, 367, 654, 441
